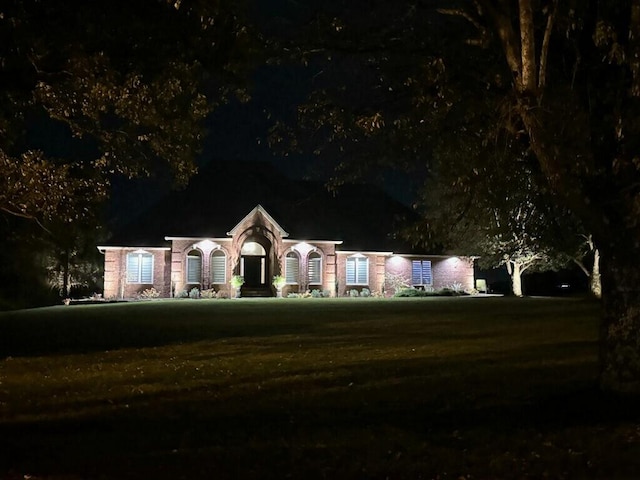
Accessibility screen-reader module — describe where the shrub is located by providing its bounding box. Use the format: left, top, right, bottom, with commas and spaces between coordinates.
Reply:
311, 289, 323, 298
360, 288, 371, 297
394, 287, 427, 297
139, 287, 160, 299
175, 289, 188, 299
322, 289, 331, 298
200, 288, 216, 299
189, 287, 201, 299
385, 272, 410, 294
287, 292, 301, 298
216, 290, 229, 299
349, 289, 359, 297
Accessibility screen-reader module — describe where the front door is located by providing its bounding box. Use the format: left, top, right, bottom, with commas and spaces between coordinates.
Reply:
242, 255, 265, 287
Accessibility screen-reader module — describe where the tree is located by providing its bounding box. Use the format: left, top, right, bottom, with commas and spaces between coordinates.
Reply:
38, 218, 107, 299
441, 0, 640, 393
0, 0, 257, 224
413, 137, 571, 297
0, 0, 259, 308
264, 1, 639, 391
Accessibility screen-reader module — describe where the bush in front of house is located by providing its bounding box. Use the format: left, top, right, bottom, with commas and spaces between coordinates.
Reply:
138, 287, 160, 299
394, 286, 470, 297
200, 288, 216, 299
189, 287, 201, 299
394, 287, 428, 297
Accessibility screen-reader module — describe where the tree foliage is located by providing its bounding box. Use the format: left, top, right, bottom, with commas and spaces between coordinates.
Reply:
263, 0, 640, 391
0, 0, 260, 308
0, 0, 257, 224
414, 134, 575, 296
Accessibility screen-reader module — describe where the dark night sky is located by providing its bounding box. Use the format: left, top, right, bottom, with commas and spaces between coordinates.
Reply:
109, 62, 417, 228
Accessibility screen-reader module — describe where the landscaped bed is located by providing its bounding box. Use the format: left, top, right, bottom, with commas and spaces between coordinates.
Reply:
0, 297, 638, 479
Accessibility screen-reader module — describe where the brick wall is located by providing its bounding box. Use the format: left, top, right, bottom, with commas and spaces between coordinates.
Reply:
335, 253, 386, 296
171, 239, 234, 297
384, 256, 475, 294
102, 248, 170, 299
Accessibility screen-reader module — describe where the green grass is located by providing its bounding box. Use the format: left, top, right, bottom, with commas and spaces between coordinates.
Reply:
1, 297, 639, 479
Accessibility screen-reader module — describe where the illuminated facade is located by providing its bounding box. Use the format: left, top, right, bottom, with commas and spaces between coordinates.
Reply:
98, 205, 474, 298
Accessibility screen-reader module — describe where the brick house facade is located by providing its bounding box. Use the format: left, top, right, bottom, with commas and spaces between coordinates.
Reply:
98, 205, 474, 298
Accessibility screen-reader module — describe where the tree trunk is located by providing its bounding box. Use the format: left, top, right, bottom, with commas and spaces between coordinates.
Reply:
590, 248, 601, 299
465, 0, 640, 393
62, 248, 70, 297
508, 262, 523, 297
599, 250, 640, 393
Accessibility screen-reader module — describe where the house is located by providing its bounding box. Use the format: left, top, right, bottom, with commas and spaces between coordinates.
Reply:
98, 162, 474, 298
98, 203, 474, 298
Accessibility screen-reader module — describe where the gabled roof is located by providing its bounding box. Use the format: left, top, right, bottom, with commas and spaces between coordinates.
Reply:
227, 204, 289, 237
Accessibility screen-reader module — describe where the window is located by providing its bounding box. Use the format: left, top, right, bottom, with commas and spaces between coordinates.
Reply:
285, 251, 299, 284
346, 255, 368, 285
127, 251, 153, 284
412, 260, 432, 286
186, 250, 202, 284
308, 252, 322, 284
211, 250, 226, 284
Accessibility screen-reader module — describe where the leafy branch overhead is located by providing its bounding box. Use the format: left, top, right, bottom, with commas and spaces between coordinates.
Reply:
0, 0, 258, 223
263, 0, 639, 390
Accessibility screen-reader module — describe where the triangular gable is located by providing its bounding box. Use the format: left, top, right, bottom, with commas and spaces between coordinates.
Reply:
226, 204, 289, 238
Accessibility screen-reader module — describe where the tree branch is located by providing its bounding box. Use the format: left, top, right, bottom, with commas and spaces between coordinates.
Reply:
572, 257, 590, 277
476, 0, 522, 80
630, 0, 640, 96
0, 206, 51, 234
436, 7, 489, 47
538, 0, 557, 90
518, 0, 536, 92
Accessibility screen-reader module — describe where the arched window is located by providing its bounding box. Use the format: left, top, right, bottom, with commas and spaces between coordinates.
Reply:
308, 251, 322, 285
285, 251, 299, 284
186, 250, 202, 284
127, 251, 154, 284
211, 249, 226, 284
241, 241, 266, 256
346, 254, 368, 285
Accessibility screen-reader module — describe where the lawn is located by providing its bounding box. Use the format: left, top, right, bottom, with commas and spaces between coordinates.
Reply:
0, 297, 639, 479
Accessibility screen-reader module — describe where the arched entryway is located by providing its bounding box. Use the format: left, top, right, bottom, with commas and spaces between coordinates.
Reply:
240, 237, 273, 296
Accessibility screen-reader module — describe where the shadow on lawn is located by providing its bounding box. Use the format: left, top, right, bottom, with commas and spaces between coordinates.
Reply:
1, 379, 639, 479
0, 306, 330, 358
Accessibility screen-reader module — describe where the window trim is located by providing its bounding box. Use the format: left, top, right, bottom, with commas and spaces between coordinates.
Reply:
346, 255, 369, 286
211, 249, 227, 285
411, 260, 433, 286
186, 250, 202, 284
308, 251, 322, 285
126, 251, 154, 284
285, 251, 300, 285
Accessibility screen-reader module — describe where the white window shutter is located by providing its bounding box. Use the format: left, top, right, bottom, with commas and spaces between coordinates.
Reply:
211, 252, 226, 284
286, 253, 299, 283
346, 258, 356, 284
187, 256, 201, 283
308, 254, 321, 284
